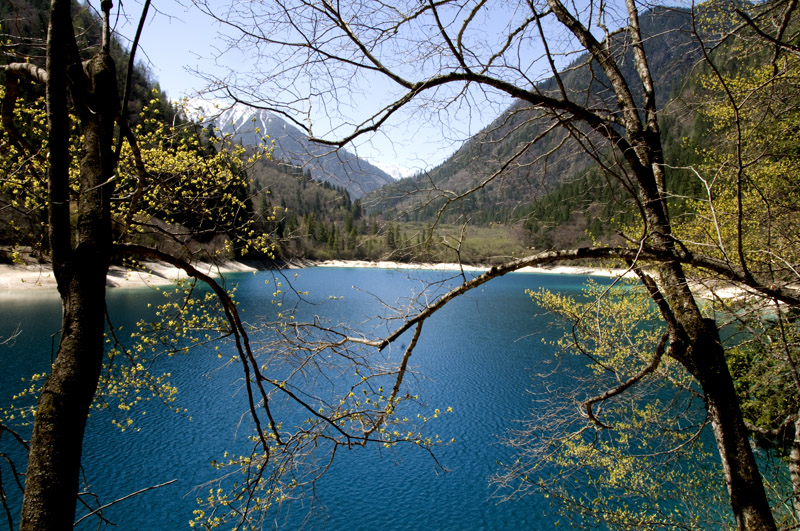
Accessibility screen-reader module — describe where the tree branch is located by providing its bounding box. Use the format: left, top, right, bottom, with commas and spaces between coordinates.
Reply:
735, 7, 800, 58
72, 479, 177, 526
112, 244, 281, 449
114, 0, 152, 159
583, 331, 668, 429
1, 63, 49, 84
378, 246, 799, 352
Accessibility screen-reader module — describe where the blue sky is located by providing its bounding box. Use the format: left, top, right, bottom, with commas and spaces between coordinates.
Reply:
111, 2, 218, 98
112, 1, 527, 177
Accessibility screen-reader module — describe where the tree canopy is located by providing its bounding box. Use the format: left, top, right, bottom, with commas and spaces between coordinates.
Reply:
2, 0, 800, 529
190, 0, 800, 528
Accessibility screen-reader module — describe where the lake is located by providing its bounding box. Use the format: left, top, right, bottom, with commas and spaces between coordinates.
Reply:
0, 267, 665, 529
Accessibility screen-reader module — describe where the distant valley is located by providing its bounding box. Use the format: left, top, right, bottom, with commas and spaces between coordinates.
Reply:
0, 4, 728, 266
187, 6, 712, 264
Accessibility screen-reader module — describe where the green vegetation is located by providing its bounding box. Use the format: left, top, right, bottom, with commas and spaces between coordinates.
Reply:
3, 0, 800, 529
499, 280, 731, 529
245, 158, 532, 263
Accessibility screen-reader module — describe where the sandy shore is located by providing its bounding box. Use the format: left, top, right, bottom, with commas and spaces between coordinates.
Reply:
2, 257, 769, 306
314, 259, 637, 278
314, 261, 786, 301
0, 260, 258, 292
0, 258, 636, 293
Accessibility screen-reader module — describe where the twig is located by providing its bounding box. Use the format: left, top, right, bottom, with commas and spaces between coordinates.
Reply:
73, 479, 177, 526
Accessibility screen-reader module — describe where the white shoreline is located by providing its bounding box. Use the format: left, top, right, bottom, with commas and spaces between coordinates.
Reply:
0, 258, 635, 293
1, 259, 767, 304
313, 259, 636, 278
0, 260, 258, 293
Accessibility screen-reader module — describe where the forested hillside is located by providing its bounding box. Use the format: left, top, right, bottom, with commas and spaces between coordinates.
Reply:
3, 0, 800, 530
0, 1, 530, 265
0, 1, 783, 266
364, 6, 709, 250
0, 0, 789, 267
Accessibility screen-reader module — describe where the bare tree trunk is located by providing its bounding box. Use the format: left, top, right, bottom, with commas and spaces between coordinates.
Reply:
650, 201, 775, 531
19, 0, 119, 528
682, 316, 776, 530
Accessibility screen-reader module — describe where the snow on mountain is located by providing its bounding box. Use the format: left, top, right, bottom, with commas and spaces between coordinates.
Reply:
184, 100, 394, 198
371, 161, 416, 180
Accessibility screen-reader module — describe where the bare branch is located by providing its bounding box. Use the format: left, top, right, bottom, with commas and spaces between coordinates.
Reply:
72, 480, 177, 526
113, 243, 281, 449
735, 7, 800, 58
0, 63, 49, 84
114, 0, 152, 159
379, 246, 799, 353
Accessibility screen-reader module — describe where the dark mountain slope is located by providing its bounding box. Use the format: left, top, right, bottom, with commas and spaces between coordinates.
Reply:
210, 105, 395, 199
364, 7, 702, 227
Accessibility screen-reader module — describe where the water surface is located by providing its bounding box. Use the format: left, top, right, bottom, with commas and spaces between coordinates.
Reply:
0, 267, 606, 530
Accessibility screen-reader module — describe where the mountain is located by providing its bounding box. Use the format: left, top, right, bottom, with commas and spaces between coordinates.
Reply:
203, 104, 395, 199
364, 7, 703, 232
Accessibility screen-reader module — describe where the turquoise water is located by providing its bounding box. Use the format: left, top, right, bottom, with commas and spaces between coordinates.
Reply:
0, 268, 606, 530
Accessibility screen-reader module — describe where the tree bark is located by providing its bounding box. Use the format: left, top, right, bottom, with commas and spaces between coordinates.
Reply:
642, 147, 776, 531
675, 306, 777, 530
19, 280, 109, 530
790, 411, 800, 521
19, 0, 119, 528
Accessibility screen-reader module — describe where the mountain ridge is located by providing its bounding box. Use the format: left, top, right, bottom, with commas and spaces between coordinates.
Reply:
191, 101, 396, 199
363, 6, 703, 232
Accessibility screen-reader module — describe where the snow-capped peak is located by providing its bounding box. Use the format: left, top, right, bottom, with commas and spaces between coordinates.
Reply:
371, 161, 415, 180
182, 98, 272, 128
